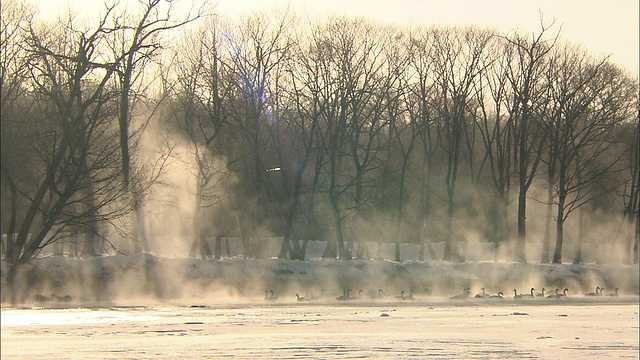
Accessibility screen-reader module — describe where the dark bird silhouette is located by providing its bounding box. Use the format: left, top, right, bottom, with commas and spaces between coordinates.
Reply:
513, 289, 524, 299
264, 290, 278, 301
296, 294, 308, 301
33, 294, 50, 303
535, 288, 546, 297
403, 289, 415, 300
450, 288, 471, 300
394, 290, 406, 300
521, 288, 535, 298
488, 292, 504, 298
546, 288, 568, 298
605, 288, 619, 297
474, 288, 488, 298
336, 290, 351, 301
51, 293, 72, 302
368, 289, 385, 299
546, 289, 561, 299
584, 287, 600, 296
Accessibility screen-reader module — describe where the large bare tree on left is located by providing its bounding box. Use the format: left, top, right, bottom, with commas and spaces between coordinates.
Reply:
1, 0, 35, 261
1, 2, 131, 304
0, 0, 193, 304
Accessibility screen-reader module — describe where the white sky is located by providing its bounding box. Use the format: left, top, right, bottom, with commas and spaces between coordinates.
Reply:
37, 0, 639, 76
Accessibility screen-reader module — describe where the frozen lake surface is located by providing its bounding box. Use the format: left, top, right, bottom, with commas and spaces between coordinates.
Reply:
2, 298, 638, 359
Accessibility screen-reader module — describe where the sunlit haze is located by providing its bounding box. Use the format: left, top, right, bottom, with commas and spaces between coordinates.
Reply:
36, 0, 639, 76
4, 1, 639, 357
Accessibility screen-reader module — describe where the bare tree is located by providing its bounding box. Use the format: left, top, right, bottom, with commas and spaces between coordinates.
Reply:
311, 17, 359, 260
276, 21, 326, 260
0, 0, 36, 260
430, 27, 492, 261
3, 10, 134, 304
296, 18, 379, 260
503, 19, 558, 263
546, 48, 625, 264
472, 36, 516, 261
620, 118, 639, 264
221, 11, 296, 255
343, 23, 401, 260
383, 32, 418, 262
306, 19, 399, 260
406, 28, 440, 261
109, 0, 201, 253
164, 16, 234, 259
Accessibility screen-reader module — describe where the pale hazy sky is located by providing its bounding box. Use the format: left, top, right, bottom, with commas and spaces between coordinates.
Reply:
38, 0, 639, 76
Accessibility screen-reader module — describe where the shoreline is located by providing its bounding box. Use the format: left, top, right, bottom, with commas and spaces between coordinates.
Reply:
2, 254, 638, 306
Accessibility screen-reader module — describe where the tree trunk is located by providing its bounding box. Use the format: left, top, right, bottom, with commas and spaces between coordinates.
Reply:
394, 163, 409, 262
81, 233, 97, 258
80, 195, 99, 258
573, 207, 584, 264
345, 217, 354, 259
190, 183, 212, 259
356, 241, 369, 259
427, 241, 436, 261
626, 218, 634, 264
300, 239, 309, 261
6, 262, 20, 306
133, 201, 146, 253
516, 187, 527, 263
247, 236, 257, 259
4, 183, 17, 261
541, 178, 554, 263
233, 212, 252, 258
278, 236, 289, 259
119, 70, 132, 193
442, 192, 457, 261
322, 234, 337, 259
419, 153, 436, 261
53, 240, 64, 256
328, 194, 349, 260
224, 237, 231, 258
634, 208, 639, 264
214, 236, 222, 260
552, 194, 566, 264
71, 232, 79, 258
188, 239, 197, 258
278, 162, 307, 260
199, 236, 212, 259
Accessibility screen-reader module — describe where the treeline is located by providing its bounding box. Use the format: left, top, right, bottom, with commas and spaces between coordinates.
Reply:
1, 0, 638, 288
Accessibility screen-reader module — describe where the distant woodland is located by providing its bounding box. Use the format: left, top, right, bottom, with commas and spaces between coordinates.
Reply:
1, 0, 638, 285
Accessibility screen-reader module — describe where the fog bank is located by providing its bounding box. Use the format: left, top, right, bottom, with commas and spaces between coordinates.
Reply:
2, 255, 637, 306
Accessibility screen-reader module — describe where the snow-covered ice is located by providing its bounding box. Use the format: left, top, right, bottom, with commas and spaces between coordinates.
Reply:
1, 254, 638, 359
2, 301, 638, 359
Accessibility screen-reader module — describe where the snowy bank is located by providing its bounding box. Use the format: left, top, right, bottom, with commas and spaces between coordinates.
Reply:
1, 254, 638, 306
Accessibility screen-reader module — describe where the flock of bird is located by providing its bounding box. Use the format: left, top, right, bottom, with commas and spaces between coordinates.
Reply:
449, 286, 620, 300
264, 286, 621, 302
264, 288, 417, 302
33, 293, 73, 304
